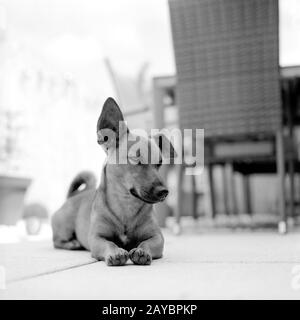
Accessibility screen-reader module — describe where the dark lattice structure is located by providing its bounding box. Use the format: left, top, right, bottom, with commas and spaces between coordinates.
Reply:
169, 0, 280, 138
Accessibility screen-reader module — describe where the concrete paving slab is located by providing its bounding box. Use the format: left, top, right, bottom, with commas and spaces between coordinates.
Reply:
1, 261, 299, 299
0, 240, 94, 282
1, 231, 300, 299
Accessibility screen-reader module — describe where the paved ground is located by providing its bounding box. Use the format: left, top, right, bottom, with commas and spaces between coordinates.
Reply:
0, 230, 300, 299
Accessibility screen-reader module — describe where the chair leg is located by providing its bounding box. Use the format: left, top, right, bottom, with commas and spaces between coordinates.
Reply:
173, 164, 184, 234
222, 165, 230, 215
154, 165, 169, 228
276, 130, 287, 234
286, 91, 295, 220
288, 158, 295, 219
208, 163, 216, 219
243, 175, 252, 215
227, 163, 238, 215
191, 174, 198, 220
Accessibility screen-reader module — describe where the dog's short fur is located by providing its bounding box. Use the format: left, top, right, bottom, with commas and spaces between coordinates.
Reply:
51, 97, 175, 266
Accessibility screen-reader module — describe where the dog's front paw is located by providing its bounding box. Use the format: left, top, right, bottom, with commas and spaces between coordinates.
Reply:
106, 248, 129, 266
129, 248, 152, 265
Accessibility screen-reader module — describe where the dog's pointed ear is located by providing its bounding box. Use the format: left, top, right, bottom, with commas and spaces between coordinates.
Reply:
97, 97, 127, 149
153, 133, 177, 161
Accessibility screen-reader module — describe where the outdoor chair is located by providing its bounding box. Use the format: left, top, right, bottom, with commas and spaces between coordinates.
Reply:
169, 0, 293, 233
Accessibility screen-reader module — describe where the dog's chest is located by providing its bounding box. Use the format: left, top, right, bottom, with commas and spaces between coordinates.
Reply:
119, 233, 129, 245
116, 225, 138, 249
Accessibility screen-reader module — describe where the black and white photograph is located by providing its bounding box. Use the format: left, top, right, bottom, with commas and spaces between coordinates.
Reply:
0, 0, 300, 304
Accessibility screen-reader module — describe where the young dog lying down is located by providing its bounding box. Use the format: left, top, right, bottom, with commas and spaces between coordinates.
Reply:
51, 97, 175, 266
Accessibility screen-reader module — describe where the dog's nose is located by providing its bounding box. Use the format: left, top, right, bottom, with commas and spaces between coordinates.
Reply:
154, 186, 169, 199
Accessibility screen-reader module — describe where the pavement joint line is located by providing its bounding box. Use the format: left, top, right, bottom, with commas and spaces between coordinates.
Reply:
163, 260, 300, 264
7, 260, 98, 284
7, 259, 299, 284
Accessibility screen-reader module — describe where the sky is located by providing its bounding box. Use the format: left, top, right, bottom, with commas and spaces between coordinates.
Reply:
0, 0, 175, 99
279, 0, 300, 66
0, 0, 299, 98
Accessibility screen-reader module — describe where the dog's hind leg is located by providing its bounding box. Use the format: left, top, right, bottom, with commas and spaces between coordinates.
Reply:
53, 238, 82, 250
51, 208, 83, 250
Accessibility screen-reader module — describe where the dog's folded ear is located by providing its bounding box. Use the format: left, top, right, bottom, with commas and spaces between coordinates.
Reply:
97, 97, 128, 149
153, 133, 177, 162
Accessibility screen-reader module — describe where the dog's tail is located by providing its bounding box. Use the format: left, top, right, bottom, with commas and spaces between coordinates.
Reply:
66, 171, 97, 199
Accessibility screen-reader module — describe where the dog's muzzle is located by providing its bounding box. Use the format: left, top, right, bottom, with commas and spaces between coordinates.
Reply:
130, 186, 169, 204
152, 185, 169, 201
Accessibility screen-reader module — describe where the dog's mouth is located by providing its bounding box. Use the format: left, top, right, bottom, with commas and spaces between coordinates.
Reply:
129, 188, 160, 204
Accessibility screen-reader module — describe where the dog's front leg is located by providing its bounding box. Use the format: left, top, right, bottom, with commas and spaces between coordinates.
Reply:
129, 233, 164, 265
89, 236, 129, 266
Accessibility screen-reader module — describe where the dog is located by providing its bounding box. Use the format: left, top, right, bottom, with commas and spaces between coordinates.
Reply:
51, 97, 175, 266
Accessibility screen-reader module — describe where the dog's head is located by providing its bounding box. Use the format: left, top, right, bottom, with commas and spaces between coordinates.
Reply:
97, 97, 176, 204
